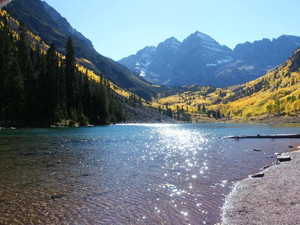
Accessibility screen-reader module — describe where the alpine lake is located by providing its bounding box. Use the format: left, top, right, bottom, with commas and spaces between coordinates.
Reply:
0, 123, 299, 224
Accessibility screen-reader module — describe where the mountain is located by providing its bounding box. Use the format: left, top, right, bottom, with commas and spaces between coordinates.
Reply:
119, 37, 182, 85
119, 32, 300, 87
233, 35, 300, 67
154, 48, 300, 122
216, 35, 300, 86
213, 48, 300, 121
5, 0, 157, 100
120, 32, 232, 86
172, 32, 232, 86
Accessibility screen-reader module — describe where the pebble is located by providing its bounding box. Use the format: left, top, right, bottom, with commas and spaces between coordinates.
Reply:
51, 194, 65, 200
163, 184, 177, 191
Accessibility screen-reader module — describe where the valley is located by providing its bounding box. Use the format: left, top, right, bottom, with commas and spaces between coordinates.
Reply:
154, 48, 300, 123
1, 0, 299, 126
0, 1, 300, 225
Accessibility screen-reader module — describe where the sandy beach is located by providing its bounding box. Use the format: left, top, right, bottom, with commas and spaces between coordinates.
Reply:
222, 148, 300, 225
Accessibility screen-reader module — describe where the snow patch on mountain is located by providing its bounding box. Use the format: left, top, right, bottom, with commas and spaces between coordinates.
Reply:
140, 71, 146, 77
217, 57, 232, 64
206, 57, 232, 67
207, 63, 217, 67
195, 31, 215, 42
133, 46, 157, 77
204, 45, 224, 52
120, 32, 300, 87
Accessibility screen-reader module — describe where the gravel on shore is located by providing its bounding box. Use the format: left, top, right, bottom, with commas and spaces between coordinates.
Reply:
222, 149, 300, 225
123, 104, 177, 123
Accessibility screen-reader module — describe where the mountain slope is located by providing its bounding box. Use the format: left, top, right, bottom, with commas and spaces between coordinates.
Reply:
153, 48, 300, 122
120, 32, 300, 88
5, 0, 157, 100
0, 8, 176, 126
119, 37, 182, 85
216, 35, 300, 87
217, 48, 300, 120
172, 32, 232, 86
120, 31, 233, 86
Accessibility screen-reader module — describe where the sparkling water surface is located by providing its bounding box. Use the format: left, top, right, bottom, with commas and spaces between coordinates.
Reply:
0, 123, 299, 224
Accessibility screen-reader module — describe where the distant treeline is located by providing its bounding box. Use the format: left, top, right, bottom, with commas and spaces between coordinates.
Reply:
0, 18, 125, 127
197, 104, 222, 119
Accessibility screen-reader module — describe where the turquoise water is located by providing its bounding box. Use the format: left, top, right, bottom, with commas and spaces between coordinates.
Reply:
0, 123, 299, 224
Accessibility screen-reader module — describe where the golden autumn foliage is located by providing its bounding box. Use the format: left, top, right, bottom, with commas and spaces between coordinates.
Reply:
154, 48, 300, 120
2, 7, 299, 120
217, 51, 300, 119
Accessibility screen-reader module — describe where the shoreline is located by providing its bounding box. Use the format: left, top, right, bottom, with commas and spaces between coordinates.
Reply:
221, 146, 300, 225
1, 120, 300, 130
190, 115, 300, 124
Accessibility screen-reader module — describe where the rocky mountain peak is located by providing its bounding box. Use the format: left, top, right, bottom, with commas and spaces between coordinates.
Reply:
162, 36, 181, 45
181, 31, 231, 56
119, 31, 300, 87
157, 37, 181, 53
136, 46, 156, 57
186, 31, 216, 43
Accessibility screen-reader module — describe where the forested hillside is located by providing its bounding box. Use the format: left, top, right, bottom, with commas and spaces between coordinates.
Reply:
0, 8, 178, 127
0, 10, 125, 126
154, 48, 300, 122
2, 0, 299, 125
5, 0, 160, 100
216, 48, 300, 120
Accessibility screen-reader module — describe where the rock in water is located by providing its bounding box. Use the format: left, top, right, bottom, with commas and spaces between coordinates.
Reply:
163, 184, 177, 191
263, 165, 269, 170
251, 173, 264, 178
51, 194, 65, 200
81, 173, 89, 177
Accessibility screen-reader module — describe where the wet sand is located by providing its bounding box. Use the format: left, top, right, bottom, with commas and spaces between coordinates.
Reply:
222, 148, 300, 225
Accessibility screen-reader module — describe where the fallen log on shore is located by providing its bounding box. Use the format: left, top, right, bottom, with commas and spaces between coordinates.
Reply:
277, 155, 291, 162
226, 134, 300, 139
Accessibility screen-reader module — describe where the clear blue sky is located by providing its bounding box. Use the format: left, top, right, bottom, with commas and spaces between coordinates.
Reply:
44, 0, 300, 61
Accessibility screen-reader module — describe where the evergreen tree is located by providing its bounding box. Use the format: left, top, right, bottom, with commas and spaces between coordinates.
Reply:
202, 104, 206, 113
99, 80, 110, 124
216, 110, 221, 119
17, 22, 35, 121
82, 71, 91, 119
176, 105, 180, 120
56, 60, 67, 121
207, 111, 211, 118
0, 19, 126, 127
197, 104, 201, 113
40, 44, 59, 124
0, 18, 11, 119
6, 58, 24, 120
65, 37, 78, 112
